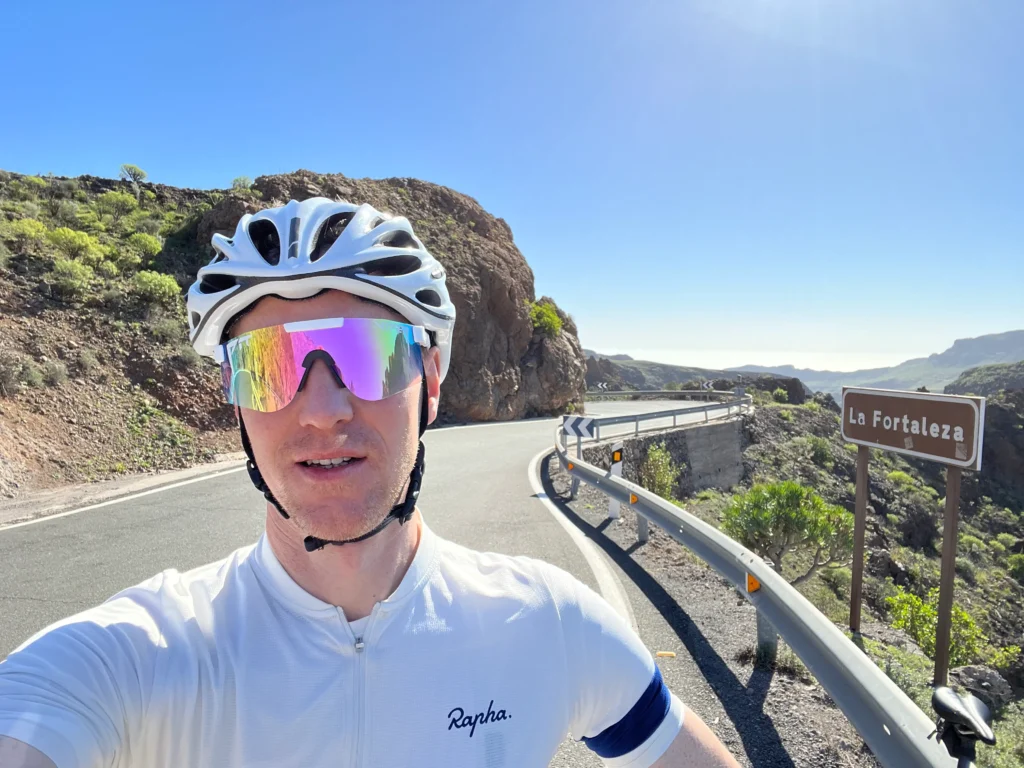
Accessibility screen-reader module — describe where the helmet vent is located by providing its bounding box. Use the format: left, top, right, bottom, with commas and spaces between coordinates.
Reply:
247, 220, 281, 266
376, 230, 417, 249
199, 273, 238, 294
370, 216, 385, 229
189, 311, 200, 328
416, 289, 442, 307
311, 212, 354, 262
358, 255, 422, 277
212, 251, 228, 264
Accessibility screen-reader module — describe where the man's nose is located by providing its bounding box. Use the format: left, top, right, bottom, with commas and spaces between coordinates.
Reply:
294, 358, 354, 429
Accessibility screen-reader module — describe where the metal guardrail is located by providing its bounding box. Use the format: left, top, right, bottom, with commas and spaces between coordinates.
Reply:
554, 425, 956, 768
585, 395, 752, 441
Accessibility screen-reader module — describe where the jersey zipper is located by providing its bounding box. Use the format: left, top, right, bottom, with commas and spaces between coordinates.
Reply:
350, 604, 381, 768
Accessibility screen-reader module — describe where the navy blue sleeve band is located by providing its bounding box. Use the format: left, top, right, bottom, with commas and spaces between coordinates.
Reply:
582, 666, 671, 758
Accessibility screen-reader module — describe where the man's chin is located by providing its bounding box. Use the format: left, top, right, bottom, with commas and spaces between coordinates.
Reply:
288, 502, 385, 543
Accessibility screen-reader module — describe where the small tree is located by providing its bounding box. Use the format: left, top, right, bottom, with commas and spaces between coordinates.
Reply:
772, 387, 789, 403
50, 259, 95, 301
96, 191, 138, 225
527, 300, 562, 339
722, 481, 854, 585
0, 218, 47, 247
119, 164, 147, 184
232, 176, 252, 191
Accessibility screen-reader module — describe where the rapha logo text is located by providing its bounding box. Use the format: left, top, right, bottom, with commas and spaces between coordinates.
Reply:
447, 700, 511, 737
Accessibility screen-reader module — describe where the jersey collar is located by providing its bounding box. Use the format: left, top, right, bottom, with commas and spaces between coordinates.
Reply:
251, 515, 440, 619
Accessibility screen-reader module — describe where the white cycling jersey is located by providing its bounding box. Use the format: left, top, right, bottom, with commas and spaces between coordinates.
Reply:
0, 517, 684, 768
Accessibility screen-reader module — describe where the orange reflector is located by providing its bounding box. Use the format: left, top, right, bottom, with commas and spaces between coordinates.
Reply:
746, 574, 761, 593
629, 493, 638, 504
567, 462, 574, 470
612, 451, 622, 463
656, 651, 676, 658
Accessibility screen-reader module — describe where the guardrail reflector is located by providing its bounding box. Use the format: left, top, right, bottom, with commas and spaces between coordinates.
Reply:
746, 573, 761, 593
629, 493, 638, 504
612, 450, 622, 463
567, 462, 574, 470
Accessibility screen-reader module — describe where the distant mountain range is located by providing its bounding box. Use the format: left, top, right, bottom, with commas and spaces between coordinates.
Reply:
945, 360, 1024, 396
583, 349, 633, 361
731, 330, 1024, 397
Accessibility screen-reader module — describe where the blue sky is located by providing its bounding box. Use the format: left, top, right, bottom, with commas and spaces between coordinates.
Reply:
2, 0, 1021, 370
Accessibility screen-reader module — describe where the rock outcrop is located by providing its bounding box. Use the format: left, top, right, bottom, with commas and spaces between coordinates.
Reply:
198, 171, 586, 421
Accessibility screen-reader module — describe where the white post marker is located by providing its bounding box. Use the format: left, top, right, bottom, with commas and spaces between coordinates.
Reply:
607, 442, 624, 520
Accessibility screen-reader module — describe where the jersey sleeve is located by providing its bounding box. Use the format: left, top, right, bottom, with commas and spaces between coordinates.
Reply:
0, 596, 156, 768
550, 567, 685, 768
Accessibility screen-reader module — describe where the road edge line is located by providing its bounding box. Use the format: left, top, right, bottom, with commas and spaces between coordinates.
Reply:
527, 448, 638, 633
0, 466, 248, 534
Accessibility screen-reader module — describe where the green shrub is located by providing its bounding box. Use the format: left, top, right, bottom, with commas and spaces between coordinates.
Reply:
989, 540, 1007, 558
52, 200, 79, 227
96, 260, 119, 278
20, 359, 44, 388
170, 344, 202, 369
638, 442, 678, 500
0, 241, 9, 270
96, 191, 138, 225
42, 360, 67, 386
0, 351, 28, 396
107, 245, 141, 273
778, 409, 793, 422
132, 270, 181, 307
983, 644, 1022, 673
127, 232, 162, 258
1, 217, 47, 246
149, 315, 184, 343
886, 470, 916, 490
960, 534, 987, 561
722, 481, 854, 585
232, 176, 252, 191
956, 556, 976, 585
142, 190, 157, 203
844, 442, 859, 454
48, 227, 102, 264
135, 217, 162, 236
996, 533, 1018, 550
772, 387, 788, 403
1008, 554, 1024, 584
807, 436, 831, 467
77, 348, 100, 376
886, 586, 985, 666
803, 400, 821, 413
527, 300, 562, 339
50, 259, 95, 300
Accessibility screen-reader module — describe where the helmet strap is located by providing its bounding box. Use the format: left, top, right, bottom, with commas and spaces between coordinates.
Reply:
238, 377, 431, 551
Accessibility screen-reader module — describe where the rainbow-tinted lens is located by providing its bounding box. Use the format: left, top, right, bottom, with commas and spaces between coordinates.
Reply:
218, 317, 428, 412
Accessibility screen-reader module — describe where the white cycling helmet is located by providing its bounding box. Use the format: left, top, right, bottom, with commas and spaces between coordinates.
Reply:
187, 197, 456, 382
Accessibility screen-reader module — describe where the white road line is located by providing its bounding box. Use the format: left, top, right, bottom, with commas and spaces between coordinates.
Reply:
527, 448, 638, 633
0, 466, 248, 533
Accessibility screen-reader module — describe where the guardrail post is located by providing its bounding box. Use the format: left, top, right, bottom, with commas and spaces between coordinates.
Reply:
673, 413, 677, 427
570, 436, 581, 499
756, 610, 778, 666
637, 513, 649, 543
635, 416, 639, 436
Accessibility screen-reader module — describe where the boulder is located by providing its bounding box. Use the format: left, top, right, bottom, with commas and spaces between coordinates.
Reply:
949, 665, 1014, 715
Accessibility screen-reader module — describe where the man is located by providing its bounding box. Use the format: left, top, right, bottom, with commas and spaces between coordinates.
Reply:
0, 199, 740, 767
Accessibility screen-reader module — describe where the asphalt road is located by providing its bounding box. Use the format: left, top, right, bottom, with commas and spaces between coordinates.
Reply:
0, 399, 723, 766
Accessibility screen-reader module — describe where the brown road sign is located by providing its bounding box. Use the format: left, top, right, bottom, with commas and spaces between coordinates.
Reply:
841, 387, 985, 470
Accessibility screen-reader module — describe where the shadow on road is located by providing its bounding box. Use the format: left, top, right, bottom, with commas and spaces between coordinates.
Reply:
538, 458, 796, 768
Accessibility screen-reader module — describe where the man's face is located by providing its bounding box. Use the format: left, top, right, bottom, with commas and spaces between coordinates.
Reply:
232, 290, 441, 542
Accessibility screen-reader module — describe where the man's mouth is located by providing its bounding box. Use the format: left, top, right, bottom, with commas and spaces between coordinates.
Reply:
300, 457, 356, 468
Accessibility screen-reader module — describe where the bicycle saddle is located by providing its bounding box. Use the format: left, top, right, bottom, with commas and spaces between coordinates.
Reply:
932, 687, 995, 745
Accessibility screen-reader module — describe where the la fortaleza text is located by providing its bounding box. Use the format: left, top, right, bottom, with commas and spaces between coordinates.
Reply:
847, 408, 966, 442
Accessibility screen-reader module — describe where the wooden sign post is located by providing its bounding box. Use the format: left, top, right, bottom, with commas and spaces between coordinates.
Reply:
841, 388, 985, 687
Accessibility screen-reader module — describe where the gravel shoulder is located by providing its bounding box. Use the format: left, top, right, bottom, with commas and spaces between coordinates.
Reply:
543, 454, 881, 768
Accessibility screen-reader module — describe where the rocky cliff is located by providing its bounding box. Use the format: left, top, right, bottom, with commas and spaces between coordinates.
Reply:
0, 168, 585, 496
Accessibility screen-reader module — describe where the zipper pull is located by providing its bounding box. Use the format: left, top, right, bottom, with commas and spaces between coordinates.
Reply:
354, 637, 365, 653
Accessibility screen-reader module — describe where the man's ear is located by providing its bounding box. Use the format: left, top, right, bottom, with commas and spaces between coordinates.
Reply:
424, 347, 442, 425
